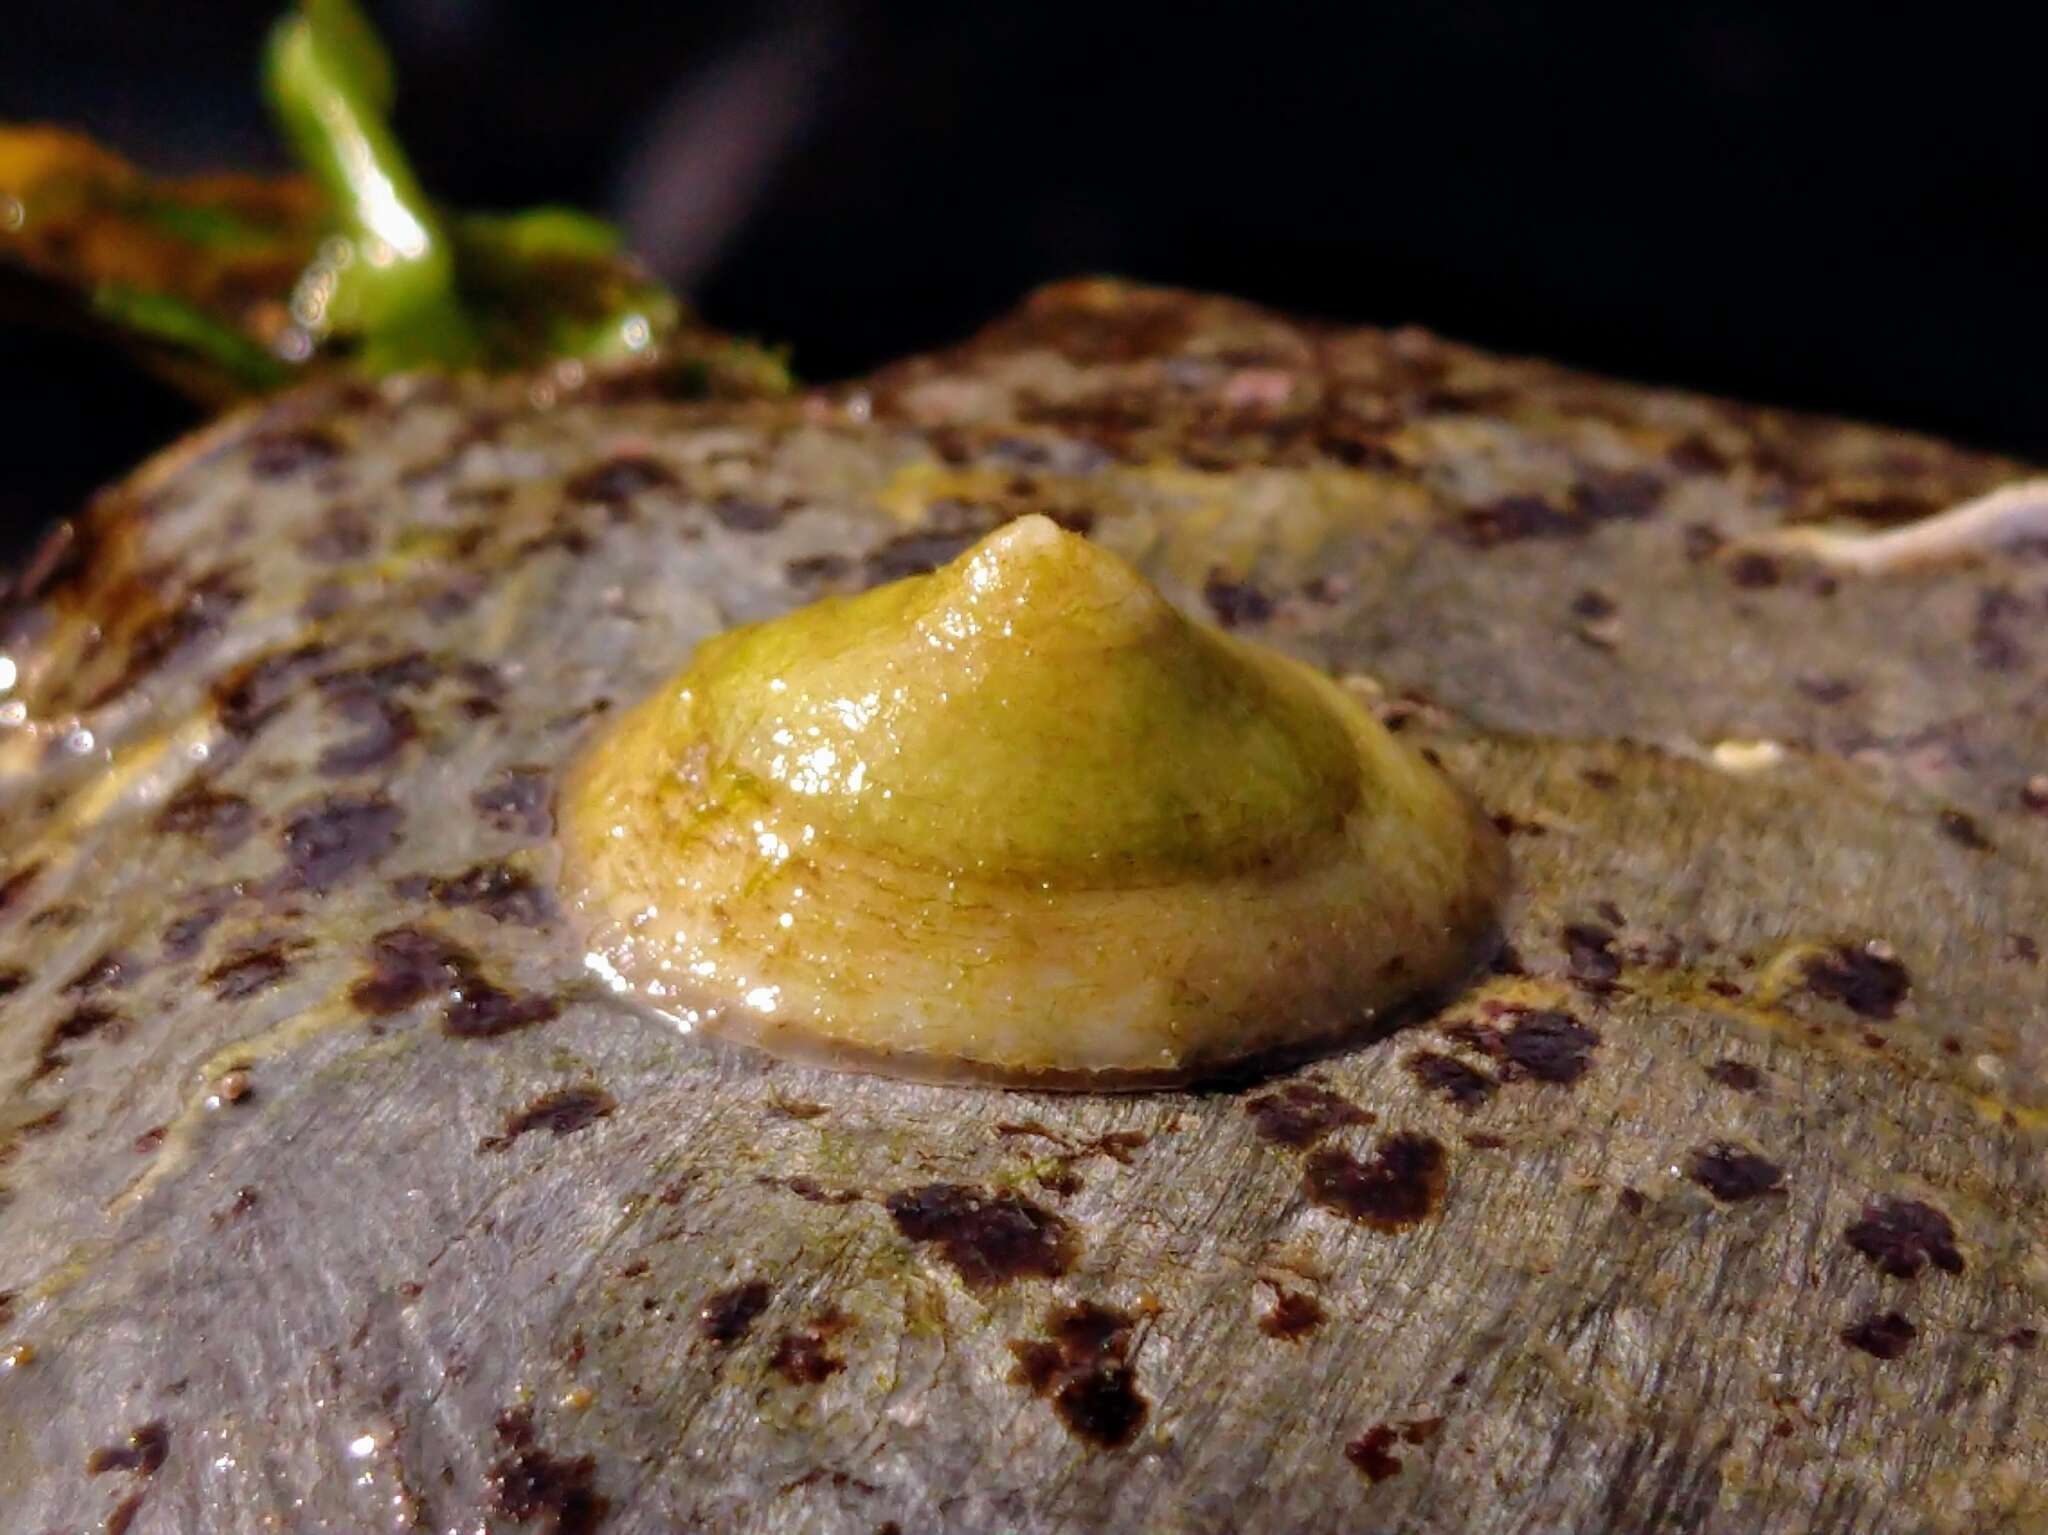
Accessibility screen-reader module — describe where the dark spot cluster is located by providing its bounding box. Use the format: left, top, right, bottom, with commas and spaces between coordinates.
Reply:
417, 861, 557, 927
86, 1420, 169, 1476
1448, 1007, 1601, 1086
1704, 1059, 1763, 1092
772, 1309, 850, 1385
480, 1087, 616, 1152
1802, 942, 1910, 1020
1344, 1417, 1441, 1483
1936, 810, 1993, 853
64, 950, 134, 995
1203, 570, 1275, 628
473, 766, 555, 839
1841, 1311, 1917, 1360
1560, 922, 1622, 993
248, 427, 342, 479
205, 942, 297, 1001
489, 1407, 609, 1535
214, 643, 329, 737
33, 1004, 123, 1080
281, 794, 403, 891
162, 887, 237, 961
1448, 494, 1578, 549
1725, 551, 1782, 589
1686, 1142, 1786, 1203
710, 495, 790, 533
1244, 1081, 1372, 1147
316, 686, 419, 777
86, 573, 245, 708
351, 927, 472, 1014
212, 1185, 260, 1224
1009, 1301, 1149, 1449
864, 528, 985, 585
1405, 1050, 1498, 1109
1971, 586, 2028, 672
1844, 1198, 1963, 1279
158, 785, 257, 853
1259, 1286, 1326, 1340
1303, 1132, 1447, 1230
565, 455, 676, 508
698, 1281, 770, 1345
884, 1183, 1075, 1289
350, 926, 556, 1038
0, 861, 42, 922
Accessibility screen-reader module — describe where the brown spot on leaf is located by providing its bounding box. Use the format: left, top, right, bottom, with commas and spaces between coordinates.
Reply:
1009, 1301, 1148, 1449
1795, 675, 1856, 705
1726, 551, 1782, 589
86, 574, 244, 708
1705, 1059, 1763, 1092
281, 794, 402, 891
250, 427, 341, 479
710, 495, 787, 532
316, 689, 418, 776
33, 1004, 122, 1080
1686, 1142, 1786, 1203
566, 455, 675, 506
1303, 1133, 1447, 1230
1203, 570, 1274, 628
1841, 1311, 1917, 1360
206, 943, 294, 1000
161, 891, 233, 961
480, 1087, 616, 1151
1571, 469, 1663, 523
1449, 494, 1577, 548
1495, 1009, 1600, 1085
489, 1407, 609, 1535
1972, 587, 2028, 672
1405, 1050, 1498, 1109
87, 1420, 168, 1476
864, 528, 983, 584
158, 786, 256, 853
350, 927, 477, 1015
1259, 1288, 1326, 1340
474, 767, 554, 838
64, 950, 133, 994
0, 862, 44, 921
299, 504, 374, 562
444, 977, 559, 1039
1561, 923, 1621, 991
1936, 810, 1993, 852
698, 1281, 770, 1345
423, 862, 557, 927
1245, 1082, 1372, 1147
213, 1185, 259, 1224
1345, 1424, 1404, 1482
1802, 942, 1910, 1020
1845, 1199, 1964, 1279
885, 1183, 1076, 1289
215, 644, 328, 737
771, 1327, 846, 1385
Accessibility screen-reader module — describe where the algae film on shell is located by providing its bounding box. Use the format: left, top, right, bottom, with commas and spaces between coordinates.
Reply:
561, 513, 1507, 1085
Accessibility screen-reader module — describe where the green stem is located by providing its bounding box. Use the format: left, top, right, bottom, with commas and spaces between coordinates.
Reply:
263, 0, 476, 365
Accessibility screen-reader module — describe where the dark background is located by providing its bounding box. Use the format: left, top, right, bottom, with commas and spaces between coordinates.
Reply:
6, 1, 2044, 556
